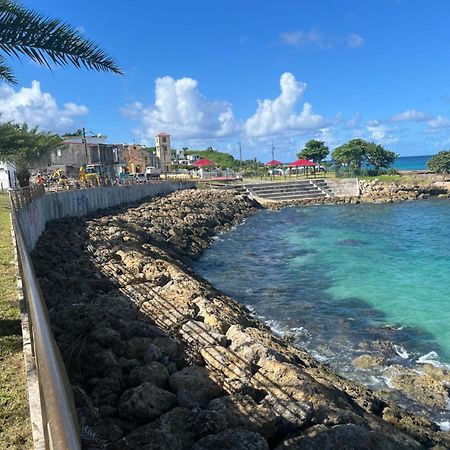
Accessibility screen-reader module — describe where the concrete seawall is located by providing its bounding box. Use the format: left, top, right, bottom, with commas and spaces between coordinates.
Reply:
16, 182, 194, 252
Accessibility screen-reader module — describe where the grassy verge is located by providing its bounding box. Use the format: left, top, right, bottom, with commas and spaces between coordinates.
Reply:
0, 194, 32, 449
358, 173, 438, 184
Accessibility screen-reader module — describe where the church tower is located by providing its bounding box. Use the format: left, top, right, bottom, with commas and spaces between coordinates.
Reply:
155, 132, 172, 173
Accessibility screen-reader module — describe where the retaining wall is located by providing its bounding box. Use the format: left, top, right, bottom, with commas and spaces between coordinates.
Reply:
16, 182, 194, 252
326, 178, 360, 197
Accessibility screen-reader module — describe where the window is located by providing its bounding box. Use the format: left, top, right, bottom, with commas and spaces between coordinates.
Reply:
162, 137, 167, 143
56, 149, 62, 157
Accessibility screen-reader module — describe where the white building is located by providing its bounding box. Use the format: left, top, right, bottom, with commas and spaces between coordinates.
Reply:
0, 161, 17, 190
155, 132, 172, 173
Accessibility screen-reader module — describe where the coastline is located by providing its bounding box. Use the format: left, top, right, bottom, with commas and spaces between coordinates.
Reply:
31, 188, 450, 449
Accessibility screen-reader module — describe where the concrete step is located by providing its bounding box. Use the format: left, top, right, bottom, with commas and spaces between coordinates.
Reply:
248, 184, 318, 192
263, 192, 327, 200
256, 191, 326, 199
245, 180, 322, 190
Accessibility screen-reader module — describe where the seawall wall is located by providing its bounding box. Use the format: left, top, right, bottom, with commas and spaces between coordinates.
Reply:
16, 181, 194, 252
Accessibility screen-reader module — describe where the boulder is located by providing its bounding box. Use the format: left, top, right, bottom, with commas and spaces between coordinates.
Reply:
127, 362, 169, 388
208, 394, 277, 439
351, 354, 387, 370
118, 382, 177, 422
169, 366, 223, 408
274, 424, 421, 450
192, 429, 269, 450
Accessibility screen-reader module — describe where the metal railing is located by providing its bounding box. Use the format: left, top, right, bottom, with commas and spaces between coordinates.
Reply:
9, 184, 45, 210
11, 203, 81, 449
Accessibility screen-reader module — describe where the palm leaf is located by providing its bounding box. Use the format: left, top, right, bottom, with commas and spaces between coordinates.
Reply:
0, 54, 15, 83
0, 0, 122, 83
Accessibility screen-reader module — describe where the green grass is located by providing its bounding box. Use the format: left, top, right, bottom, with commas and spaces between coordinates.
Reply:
358, 174, 438, 185
0, 194, 32, 449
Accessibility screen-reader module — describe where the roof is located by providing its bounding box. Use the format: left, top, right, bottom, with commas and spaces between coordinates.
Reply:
289, 159, 316, 167
156, 132, 170, 137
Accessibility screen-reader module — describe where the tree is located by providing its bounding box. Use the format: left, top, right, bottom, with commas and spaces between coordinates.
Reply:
365, 143, 398, 173
297, 139, 329, 164
0, 122, 62, 186
427, 150, 450, 173
332, 138, 370, 172
62, 129, 85, 138
0, 0, 122, 84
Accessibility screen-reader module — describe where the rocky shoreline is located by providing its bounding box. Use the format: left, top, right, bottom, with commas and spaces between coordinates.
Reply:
264, 179, 450, 209
32, 188, 450, 449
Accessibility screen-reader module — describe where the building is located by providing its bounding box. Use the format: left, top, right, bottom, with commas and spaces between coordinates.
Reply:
122, 144, 159, 173
0, 161, 17, 190
49, 137, 122, 178
155, 132, 172, 173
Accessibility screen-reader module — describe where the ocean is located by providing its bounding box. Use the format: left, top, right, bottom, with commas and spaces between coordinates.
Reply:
393, 155, 432, 171
194, 200, 450, 418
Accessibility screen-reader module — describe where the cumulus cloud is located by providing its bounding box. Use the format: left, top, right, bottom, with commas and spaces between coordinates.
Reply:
124, 75, 238, 140
390, 109, 430, 122
427, 115, 450, 129
245, 72, 327, 137
366, 120, 398, 144
0, 80, 88, 131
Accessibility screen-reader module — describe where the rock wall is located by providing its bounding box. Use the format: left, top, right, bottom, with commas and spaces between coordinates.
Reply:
31, 189, 450, 449
359, 180, 450, 203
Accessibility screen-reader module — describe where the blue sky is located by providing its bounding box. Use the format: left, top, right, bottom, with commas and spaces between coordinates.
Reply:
2, 0, 450, 161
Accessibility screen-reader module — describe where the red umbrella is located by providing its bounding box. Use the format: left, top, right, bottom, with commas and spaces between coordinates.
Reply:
289, 159, 316, 167
265, 160, 283, 166
194, 158, 215, 167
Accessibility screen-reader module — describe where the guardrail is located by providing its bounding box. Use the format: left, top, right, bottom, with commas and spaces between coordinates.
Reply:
9, 184, 45, 210
10, 197, 83, 450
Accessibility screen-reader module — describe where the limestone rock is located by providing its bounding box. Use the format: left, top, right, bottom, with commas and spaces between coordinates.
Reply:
274, 424, 421, 450
208, 394, 277, 439
352, 354, 387, 370
169, 366, 223, 408
192, 429, 269, 450
118, 382, 177, 422
127, 362, 169, 388
386, 365, 450, 408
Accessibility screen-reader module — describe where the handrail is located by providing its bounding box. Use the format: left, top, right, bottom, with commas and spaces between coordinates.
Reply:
11, 204, 81, 450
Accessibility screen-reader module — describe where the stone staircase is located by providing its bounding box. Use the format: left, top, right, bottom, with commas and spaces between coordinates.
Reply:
244, 179, 333, 201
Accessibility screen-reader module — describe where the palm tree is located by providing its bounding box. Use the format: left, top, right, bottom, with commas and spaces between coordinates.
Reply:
0, 0, 122, 84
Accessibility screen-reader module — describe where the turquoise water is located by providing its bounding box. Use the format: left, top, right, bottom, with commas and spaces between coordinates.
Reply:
194, 200, 450, 378
393, 155, 432, 171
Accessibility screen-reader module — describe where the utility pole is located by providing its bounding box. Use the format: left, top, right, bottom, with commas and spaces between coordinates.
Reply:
271, 141, 275, 181
238, 141, 242, 168
82, 127, 88, 163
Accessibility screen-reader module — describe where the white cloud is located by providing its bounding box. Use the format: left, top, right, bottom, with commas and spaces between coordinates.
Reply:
347, 33, 366, 48
0, 80, 88, 131
280, 29, 365, 49
366, 120, 398, 144
427, 115, 450, 129
279, 29, 327, 48
125, 75, 238, 140
245, 72, 327, 137
346, 112, 362, 128
390, 109, 429, 122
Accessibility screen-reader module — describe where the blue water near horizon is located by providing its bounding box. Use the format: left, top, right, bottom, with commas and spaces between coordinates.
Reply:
393, 155, 432, 171
194, 200, 450, 419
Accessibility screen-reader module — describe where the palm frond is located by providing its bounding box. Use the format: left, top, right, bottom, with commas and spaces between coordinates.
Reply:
0, 0, 122, 79
0, 54, 15, 83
